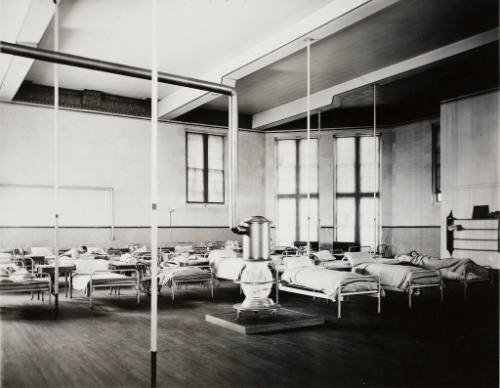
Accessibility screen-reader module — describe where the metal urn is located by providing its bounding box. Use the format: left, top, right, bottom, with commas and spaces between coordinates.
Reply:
233, 216, 279, 317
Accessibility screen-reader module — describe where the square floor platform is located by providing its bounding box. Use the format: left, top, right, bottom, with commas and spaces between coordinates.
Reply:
205, 308, 325, 334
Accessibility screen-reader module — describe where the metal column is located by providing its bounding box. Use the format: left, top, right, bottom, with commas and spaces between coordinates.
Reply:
150, 1, 158, 386
53, 0, 60, 313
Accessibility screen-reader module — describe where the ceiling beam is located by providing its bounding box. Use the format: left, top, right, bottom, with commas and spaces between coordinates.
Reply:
0, 0, 56, 101
252, 28, 500, 129
158, 0, 400, 119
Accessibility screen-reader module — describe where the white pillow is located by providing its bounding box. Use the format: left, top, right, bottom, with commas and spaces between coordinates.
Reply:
345, 252, 376, 266
284, 256, 314, 271
313, 250, 334, 262
30, 247, 54, 256
87, 247, 106, 255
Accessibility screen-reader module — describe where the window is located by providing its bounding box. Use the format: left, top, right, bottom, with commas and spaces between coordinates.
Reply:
186, 132, 224, 203
276, 138, 319, 246
432, 124, 441, 203
335, 136, 380, 248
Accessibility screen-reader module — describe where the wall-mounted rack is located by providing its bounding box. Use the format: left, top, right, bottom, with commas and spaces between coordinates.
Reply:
446, 211, 500, 255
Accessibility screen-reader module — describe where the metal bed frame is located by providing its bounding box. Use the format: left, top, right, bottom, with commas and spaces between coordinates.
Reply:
81, 269, 141, 309
355, 268, 444, 309
278, 273, 382, 319
460, 263, 493, 299
407, 250, 493, 300
347, 246, 444, 308
0, 273, 52, 305
167, 265, 215, 301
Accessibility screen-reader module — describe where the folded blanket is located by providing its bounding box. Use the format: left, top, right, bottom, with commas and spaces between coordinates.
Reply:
158, 267, 212, 288
281, 267, 378, 299
354, 262, 439, 291
397, 253, 489, 281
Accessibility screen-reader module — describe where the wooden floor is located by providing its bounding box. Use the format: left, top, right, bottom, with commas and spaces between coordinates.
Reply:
0, 281, 498, 388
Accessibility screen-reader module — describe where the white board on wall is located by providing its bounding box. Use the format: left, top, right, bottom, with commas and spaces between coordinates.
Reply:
0, 185, 112, 227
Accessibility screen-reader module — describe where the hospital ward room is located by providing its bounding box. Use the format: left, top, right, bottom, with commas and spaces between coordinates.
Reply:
0, 0, 498, 387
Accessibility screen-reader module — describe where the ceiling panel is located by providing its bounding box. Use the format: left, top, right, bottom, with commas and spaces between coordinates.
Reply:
205, 0, 498, 114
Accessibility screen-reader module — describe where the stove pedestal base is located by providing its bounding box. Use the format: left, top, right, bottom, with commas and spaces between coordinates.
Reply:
205, 308, 325, 334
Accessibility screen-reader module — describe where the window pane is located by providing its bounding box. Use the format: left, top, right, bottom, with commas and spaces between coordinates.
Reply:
298, 197, 318, 242
277, 198, 296, 246
336, 137, 355, 193
360, 197, 378, 249
360, 137, 379, 192
187, 168, 204, 202
187, 133, 204, 202
336, 198, 355, 242
208, 135, 224, 170
208, 170, 223, 202
187, 133, 203, 169
359, 136, 378, 165
298, 139, 318, 194
277, 140, 296, 195
208, 135, 224, 203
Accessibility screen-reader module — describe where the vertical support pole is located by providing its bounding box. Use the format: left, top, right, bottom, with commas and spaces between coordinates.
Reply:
317, 111, 321, 246
53, 0, 60, 314
150, 0, 158, 387
228, 93, 238, 230
373, 84, 377, 253
305, 38, 312, 255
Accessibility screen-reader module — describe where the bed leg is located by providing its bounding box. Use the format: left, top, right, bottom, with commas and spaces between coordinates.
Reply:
463, 280, 467, 300
377, 292, 381, 315
337, 292, 342, 319
171, 285, 175, 302
440, 284, 444, 305
41, 291, 44, 302
408, 289, 412, 309
48, 290, 51, 305
90, 290, 93, 310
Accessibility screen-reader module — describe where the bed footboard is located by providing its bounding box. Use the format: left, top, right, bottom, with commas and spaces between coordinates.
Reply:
337, 275, 381, 319
462, 263, 493, 300
88, 269, 140, 309
407, 270, 443, 309
170, 265, 214, 302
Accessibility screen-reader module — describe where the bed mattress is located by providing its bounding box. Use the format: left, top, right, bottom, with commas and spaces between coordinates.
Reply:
281, 266, 378, 299
353, 262, 440, 291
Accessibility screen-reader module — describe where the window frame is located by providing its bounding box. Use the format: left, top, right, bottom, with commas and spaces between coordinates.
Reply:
275, 137, 320, 245
185, 131, 225, 205
334, 135, 380, 244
